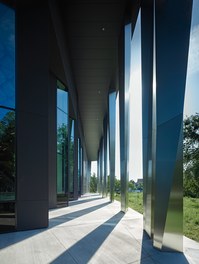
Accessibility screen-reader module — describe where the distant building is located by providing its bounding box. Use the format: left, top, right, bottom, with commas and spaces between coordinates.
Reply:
136, 179, 143, 185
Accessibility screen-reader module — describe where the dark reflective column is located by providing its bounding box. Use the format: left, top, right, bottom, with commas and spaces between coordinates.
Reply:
103, 117, 108, 197
97, 152, 100, 193
153, 0, 192, 251
141, 0, 153, 237
77, 138, 82, 196
73, 120, 78, 199
69, 118, 75, 199
100, 138, 104, 196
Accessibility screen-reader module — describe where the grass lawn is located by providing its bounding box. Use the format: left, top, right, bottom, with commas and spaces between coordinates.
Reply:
184, 197, 199, 241
115, 192, 199, 242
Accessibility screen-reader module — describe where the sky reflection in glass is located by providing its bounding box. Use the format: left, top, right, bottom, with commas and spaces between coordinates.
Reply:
184, 0, 199, 117
0, 4, 15, 109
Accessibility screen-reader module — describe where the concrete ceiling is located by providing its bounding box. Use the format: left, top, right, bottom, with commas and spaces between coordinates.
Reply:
59, 0, 126, 161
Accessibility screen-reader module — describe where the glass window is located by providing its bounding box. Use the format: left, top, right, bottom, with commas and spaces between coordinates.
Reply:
57, 81, 68, 203
0, 109, 15, 200
0, 3, 15, 232
184, 0, 199, 117
0, 3, 15, 109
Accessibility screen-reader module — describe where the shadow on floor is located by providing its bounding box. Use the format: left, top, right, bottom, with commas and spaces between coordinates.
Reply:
50, 211, 124, 264
69, 196, 103, 207
140, 231, 190, 264
0, 199, 110, 250
49, 201, 110, 227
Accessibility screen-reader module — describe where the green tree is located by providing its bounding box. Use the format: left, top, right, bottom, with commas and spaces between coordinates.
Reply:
115, 178, 121, 191
90, 173, 97, 193
128, 180, 136, 191
183, 113, 199, 197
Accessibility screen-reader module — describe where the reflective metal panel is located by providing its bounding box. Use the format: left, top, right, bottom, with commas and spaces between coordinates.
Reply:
120, 23, 131, 212
100, 138, 104, 196
109, 92, 116, 202
141, 0, 153, 237
153, 0, 192, 251
103, 117, 108, 197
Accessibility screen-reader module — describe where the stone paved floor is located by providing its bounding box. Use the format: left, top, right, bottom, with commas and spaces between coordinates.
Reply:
0, 194, 198, 264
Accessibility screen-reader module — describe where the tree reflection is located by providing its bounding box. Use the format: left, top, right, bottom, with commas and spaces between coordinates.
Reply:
0, 111, 15, 200
57, 123, 68, 199
57, 123, 68, 156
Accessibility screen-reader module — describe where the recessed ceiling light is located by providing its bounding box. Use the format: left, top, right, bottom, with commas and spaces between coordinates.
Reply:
101, 27, 105, 31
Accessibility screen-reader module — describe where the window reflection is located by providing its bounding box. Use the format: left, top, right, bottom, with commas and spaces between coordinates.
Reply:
184, 0, 199, 117
57, 81, 68, 203
0, 110, 15, 200
0, 3, 15, 109
0, 3, 15, 232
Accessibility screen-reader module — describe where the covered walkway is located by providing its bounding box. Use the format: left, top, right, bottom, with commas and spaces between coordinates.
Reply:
0, 194, 198, 264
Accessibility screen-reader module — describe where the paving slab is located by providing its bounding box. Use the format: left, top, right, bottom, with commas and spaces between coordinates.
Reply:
0, 194, 198, 264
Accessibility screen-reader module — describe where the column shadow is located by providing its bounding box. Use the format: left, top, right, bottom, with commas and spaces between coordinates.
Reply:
69, 196, 103, 207
140, 231, 190, 264
49, 201, 110, 227
0, 200, 110, 250
50, 212, 124, 264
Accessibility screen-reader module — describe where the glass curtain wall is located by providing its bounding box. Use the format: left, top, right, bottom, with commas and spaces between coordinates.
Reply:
0, 3, 16, 232
57, 80, 68, 203
69, 118, 75, 198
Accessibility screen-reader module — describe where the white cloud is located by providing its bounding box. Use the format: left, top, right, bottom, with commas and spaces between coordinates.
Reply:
187, 24, 199, 75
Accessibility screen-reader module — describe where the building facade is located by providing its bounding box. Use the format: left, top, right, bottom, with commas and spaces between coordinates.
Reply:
0, 0, 193, 252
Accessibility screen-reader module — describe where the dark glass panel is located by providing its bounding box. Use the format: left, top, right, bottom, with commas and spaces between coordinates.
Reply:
0, 109, 15, 200
0, 202, 15, 232
0, 109, 15, 232
0, 3, 15, 109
